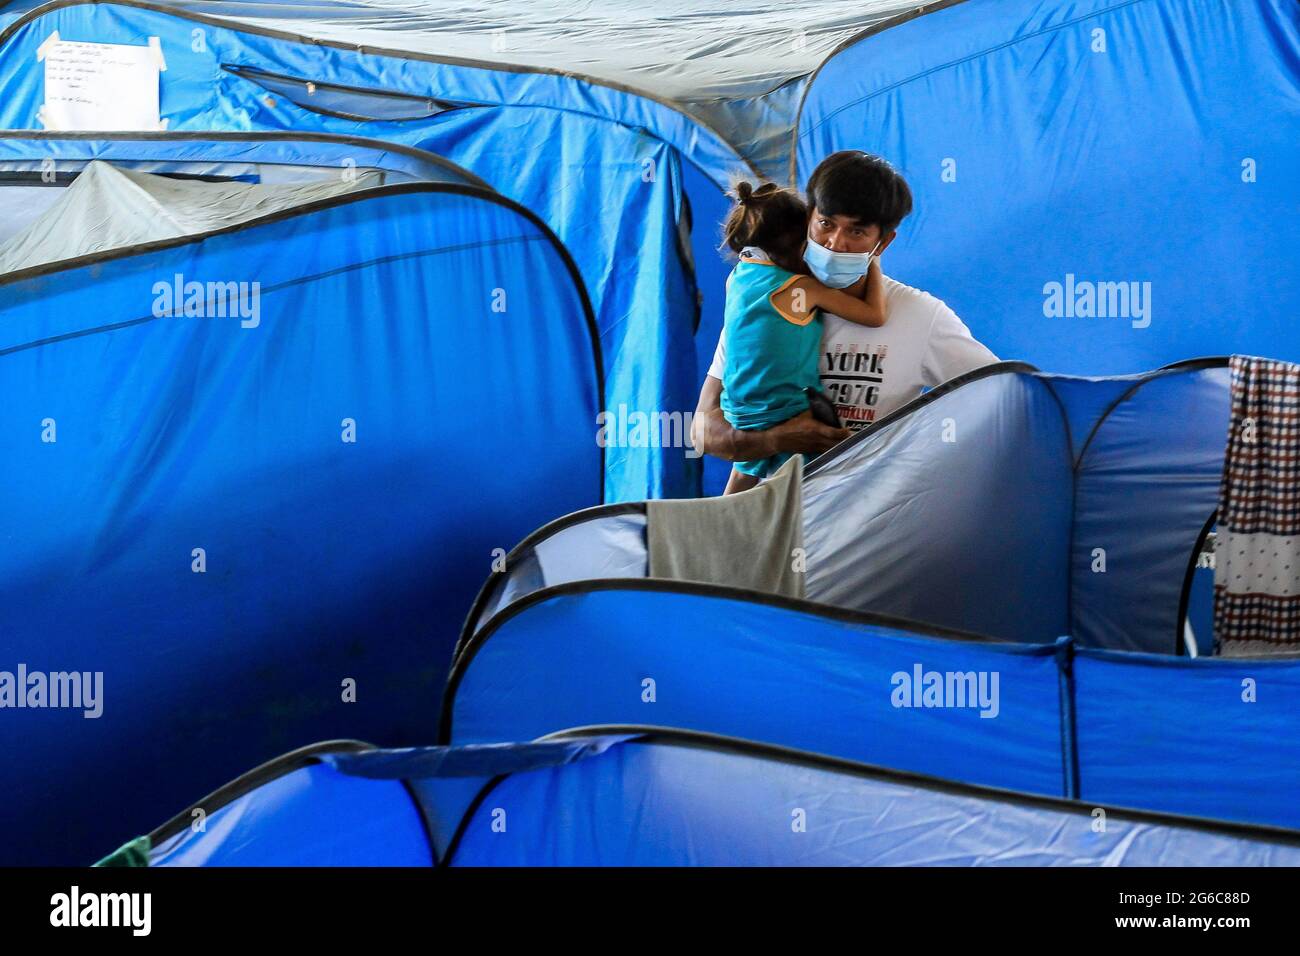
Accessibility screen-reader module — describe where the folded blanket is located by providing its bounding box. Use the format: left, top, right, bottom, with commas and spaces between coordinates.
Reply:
647, 456, 804, 598
1214, 355, 1300, 656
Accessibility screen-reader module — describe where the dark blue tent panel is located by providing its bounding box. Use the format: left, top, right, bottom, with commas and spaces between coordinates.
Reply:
462, 362, 1230, 656
133, 731, 1300, 867
795, 0, 1300, 375
1075, 649, 1300, 830
0, 181, 601, 865
446, 584, 1067, 796
1070, 364, 1231, 651
1184, 525, 1217, 657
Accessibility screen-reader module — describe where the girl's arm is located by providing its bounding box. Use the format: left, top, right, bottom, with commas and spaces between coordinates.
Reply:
792, 257, 888, 327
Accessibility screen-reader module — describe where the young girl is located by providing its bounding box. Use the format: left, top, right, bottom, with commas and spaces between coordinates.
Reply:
719, 180, 887, 493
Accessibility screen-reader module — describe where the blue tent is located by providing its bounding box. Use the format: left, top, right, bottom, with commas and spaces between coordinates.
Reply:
4, 0, 1298, 869
795, 0, 1300, 375
103, 729, 1300, 866
0, 138, 601, 865
4, 0, 1296, 497
439, 361, 1300, 829
444, 580, 1300, 830
448, 583, 1069, 796
461, 361, 1229, 655
0, 0, 824, 498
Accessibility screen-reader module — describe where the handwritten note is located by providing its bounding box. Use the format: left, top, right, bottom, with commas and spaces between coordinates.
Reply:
40, 34, 164, 131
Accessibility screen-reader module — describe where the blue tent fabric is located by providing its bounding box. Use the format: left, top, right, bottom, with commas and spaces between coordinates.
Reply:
1074, 648, 1300, 829
1183, 521, 1218, 657
444, 583, 1068, 796
443, 581, 1300, 830
461, 362, 1232, 657
150, 763, 438, 867
0, 0, 729, 500
795, 0, 1300, 376
1034, 371, 1155, 464
133, 730, 1300, 867
0, 180, 602, 865
1070, 364, 1231, 650
3, 0, 1297, 869
144, 735, 631, 866
453, 732, 1300, 866
801, 366, 1073, 643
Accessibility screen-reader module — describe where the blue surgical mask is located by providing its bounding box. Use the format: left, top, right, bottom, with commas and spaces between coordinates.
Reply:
803, 239, 881, 288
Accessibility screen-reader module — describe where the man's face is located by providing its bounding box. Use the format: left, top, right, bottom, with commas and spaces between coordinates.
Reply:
807, 207, 896, 255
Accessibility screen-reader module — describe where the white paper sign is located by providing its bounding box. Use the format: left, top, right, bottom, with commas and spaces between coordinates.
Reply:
39, 33, 166, 131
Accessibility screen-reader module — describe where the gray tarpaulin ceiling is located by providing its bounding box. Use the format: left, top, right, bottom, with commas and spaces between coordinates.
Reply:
0, 0, 928, 174
126, 0, 921, 100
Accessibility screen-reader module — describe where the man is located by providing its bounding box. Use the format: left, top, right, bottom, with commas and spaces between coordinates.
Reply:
692, 151, 998, 465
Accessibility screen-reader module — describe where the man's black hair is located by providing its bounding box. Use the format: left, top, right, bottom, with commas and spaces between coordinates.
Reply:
805, 151, 913, 234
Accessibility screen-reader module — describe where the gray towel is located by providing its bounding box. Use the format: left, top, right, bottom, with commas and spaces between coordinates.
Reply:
647, 456, 804, 598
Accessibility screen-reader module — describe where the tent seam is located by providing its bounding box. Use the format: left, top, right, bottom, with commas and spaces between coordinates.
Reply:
0, 128, 494, 188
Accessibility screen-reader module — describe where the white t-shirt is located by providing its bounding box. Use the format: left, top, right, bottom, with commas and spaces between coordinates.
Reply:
708, 272, 998, 431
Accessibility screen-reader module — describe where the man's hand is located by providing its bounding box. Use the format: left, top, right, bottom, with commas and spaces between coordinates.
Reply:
692, 375, 851, 462
767, 410, 851, 456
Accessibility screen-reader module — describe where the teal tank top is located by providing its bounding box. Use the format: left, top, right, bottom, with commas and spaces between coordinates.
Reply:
720, 253, 822, 430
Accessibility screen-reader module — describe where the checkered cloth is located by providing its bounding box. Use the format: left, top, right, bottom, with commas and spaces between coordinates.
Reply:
1214, 355, 1300, 655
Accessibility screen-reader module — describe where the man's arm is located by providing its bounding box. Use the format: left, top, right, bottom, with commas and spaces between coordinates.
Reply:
691, 374, 850, 462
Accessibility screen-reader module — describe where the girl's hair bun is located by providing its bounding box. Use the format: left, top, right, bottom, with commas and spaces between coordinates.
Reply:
720, 179, 808, 270
732, 180, 782, 206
